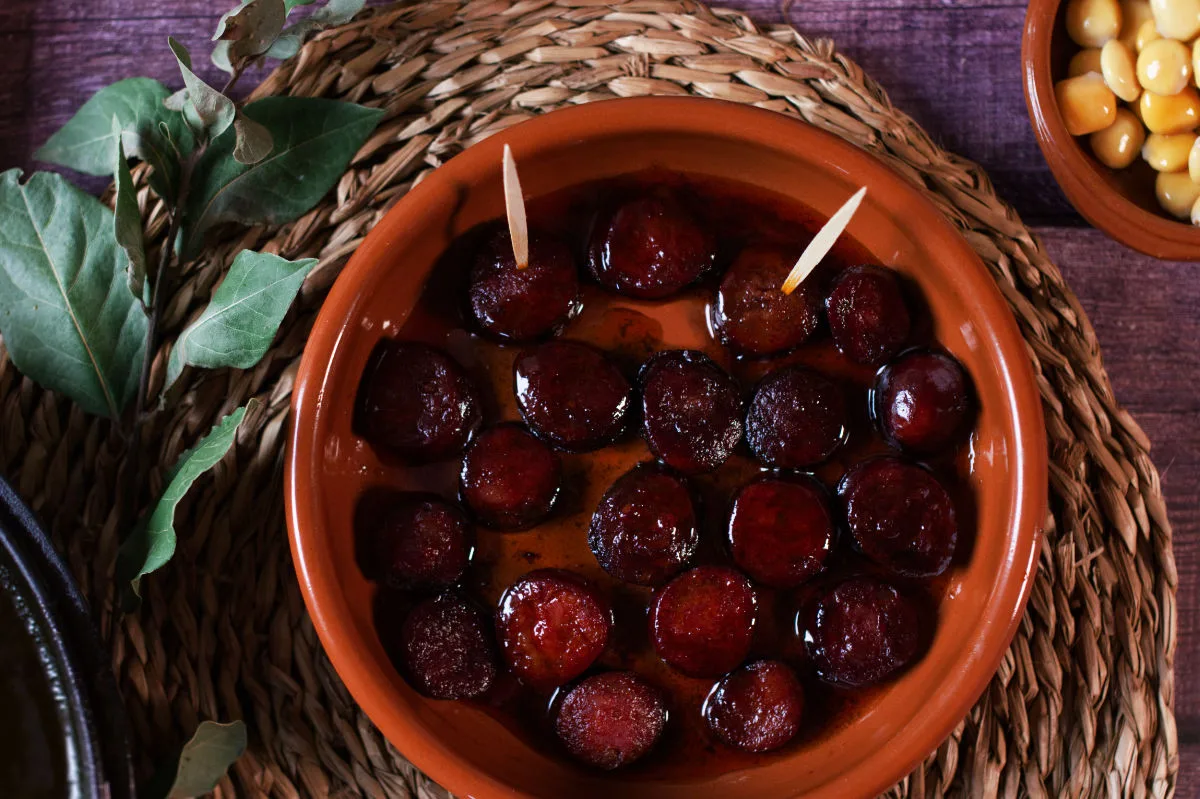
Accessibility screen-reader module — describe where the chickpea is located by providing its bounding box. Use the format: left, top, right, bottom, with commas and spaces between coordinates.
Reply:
1137, 38, 1193, 95
1070, 48, 1105, 77
1139, 86, 1200, 132
1090, 108, 1147, 167
1142, 131, 1198, 170
1056, 74, 1120, 134
1102, 40, 1142, 100
1150, 0, 1200, 42
1119, 0, 1156, 50
1067, 0, 1123, 47
1194, 38, 1200, 86
1155, 169, 1200, 217
1191, 194, 1200, 225
1136, 18, 1162, 51
1190, 135, 1200, 180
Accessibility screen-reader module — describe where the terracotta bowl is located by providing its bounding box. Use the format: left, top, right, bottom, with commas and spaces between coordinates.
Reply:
1023, 0, 1200, 259
286, 97, 1047, 799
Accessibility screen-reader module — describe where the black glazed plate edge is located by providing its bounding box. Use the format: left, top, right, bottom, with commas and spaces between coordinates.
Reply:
0, 475, 135, 799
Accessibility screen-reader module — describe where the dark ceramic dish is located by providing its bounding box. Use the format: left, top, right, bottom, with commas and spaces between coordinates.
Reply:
0, 476, 134, 799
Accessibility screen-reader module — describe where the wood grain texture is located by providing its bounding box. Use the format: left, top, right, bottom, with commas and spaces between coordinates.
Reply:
0, 0, 1195, 791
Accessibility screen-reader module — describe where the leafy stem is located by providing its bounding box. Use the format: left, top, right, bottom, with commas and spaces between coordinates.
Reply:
219, 60, 248, 97
135, 152, 195, 420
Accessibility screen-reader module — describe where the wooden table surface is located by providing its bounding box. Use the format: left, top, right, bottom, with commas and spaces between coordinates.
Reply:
0, 0, 1195, 791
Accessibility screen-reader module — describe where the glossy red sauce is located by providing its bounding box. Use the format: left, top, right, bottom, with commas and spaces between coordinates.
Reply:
358, 170, 974, 779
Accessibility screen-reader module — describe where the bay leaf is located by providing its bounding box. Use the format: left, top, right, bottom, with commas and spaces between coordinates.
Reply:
116, 401, 256, 596
35, 77, 176, 176
164, 251, 316, 390
268, 0, 365, 59
167, 720, 247, 798
182, 96, 382, 254
231, 111, 274, 165
0, 170, 147, 418
163, 88, 188, 113
213, 0, 287, 71
210, 41, 236, 74
145, 114, 196, 204
113, 121, 148, 304
168, 37, 235, 141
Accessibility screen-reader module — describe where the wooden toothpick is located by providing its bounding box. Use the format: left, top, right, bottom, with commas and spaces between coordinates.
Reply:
502, 144, 530, 270
781, 186, 867, 294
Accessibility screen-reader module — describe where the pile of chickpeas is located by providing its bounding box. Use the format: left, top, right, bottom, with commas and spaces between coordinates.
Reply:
1056, 0, 1200, 224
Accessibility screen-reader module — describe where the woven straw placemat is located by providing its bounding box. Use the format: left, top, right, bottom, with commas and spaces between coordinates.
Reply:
0, 0, 1179, 796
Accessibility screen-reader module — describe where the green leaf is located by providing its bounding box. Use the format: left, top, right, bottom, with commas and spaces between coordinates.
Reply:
116, 401, 255, 596
113, 120, 148, 304
143, 131, 190, 205
163, 89, 188, 113
32, 76, 191, 202
0, 170, 148, 418
145, 114, 196, 204
308, 0, 365, 26
231, 111, 273, 165
35, 78, 173, 176
213, 0, 287, 73
267, 0, 365, 59
285, 0, 317, 9
211, 40, 236, 74
168, 720, 247, 798
168, 37, 235, 141
164, 251, 315, 390
182, 97, 382, 255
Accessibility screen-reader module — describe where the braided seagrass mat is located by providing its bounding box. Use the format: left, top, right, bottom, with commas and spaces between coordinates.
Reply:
0, 0, 1179, 796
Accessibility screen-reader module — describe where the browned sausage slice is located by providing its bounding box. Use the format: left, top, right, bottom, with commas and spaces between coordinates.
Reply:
468, 229, 581, 342
587, 194, 714, 299
640, 350, 743, 474
872, 348, 973, 454
367, 493, 474, 591
588, 463, 698, 586
825, 264, 911, 366
711, 245, 821, 356
649, 566, 756, 677
399, 591, 497, 699
555, 671, 667, 769
357, 341, 483, 461
801, 576, 921, 687
460, 424, 561, 530
838, 456, 958, 578
703, 660, 804, 752
495, 569, 612, 689
514, 341, 632, 451
727, 476, 833, 588
746, 366, 847, 469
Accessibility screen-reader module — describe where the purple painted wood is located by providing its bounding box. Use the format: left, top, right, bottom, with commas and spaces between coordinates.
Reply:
0, 0, 1195, 789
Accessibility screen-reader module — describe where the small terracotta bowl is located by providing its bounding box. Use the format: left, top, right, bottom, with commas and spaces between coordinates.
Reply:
1023, 0, 1200, 259
286, 97, 1047, 799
